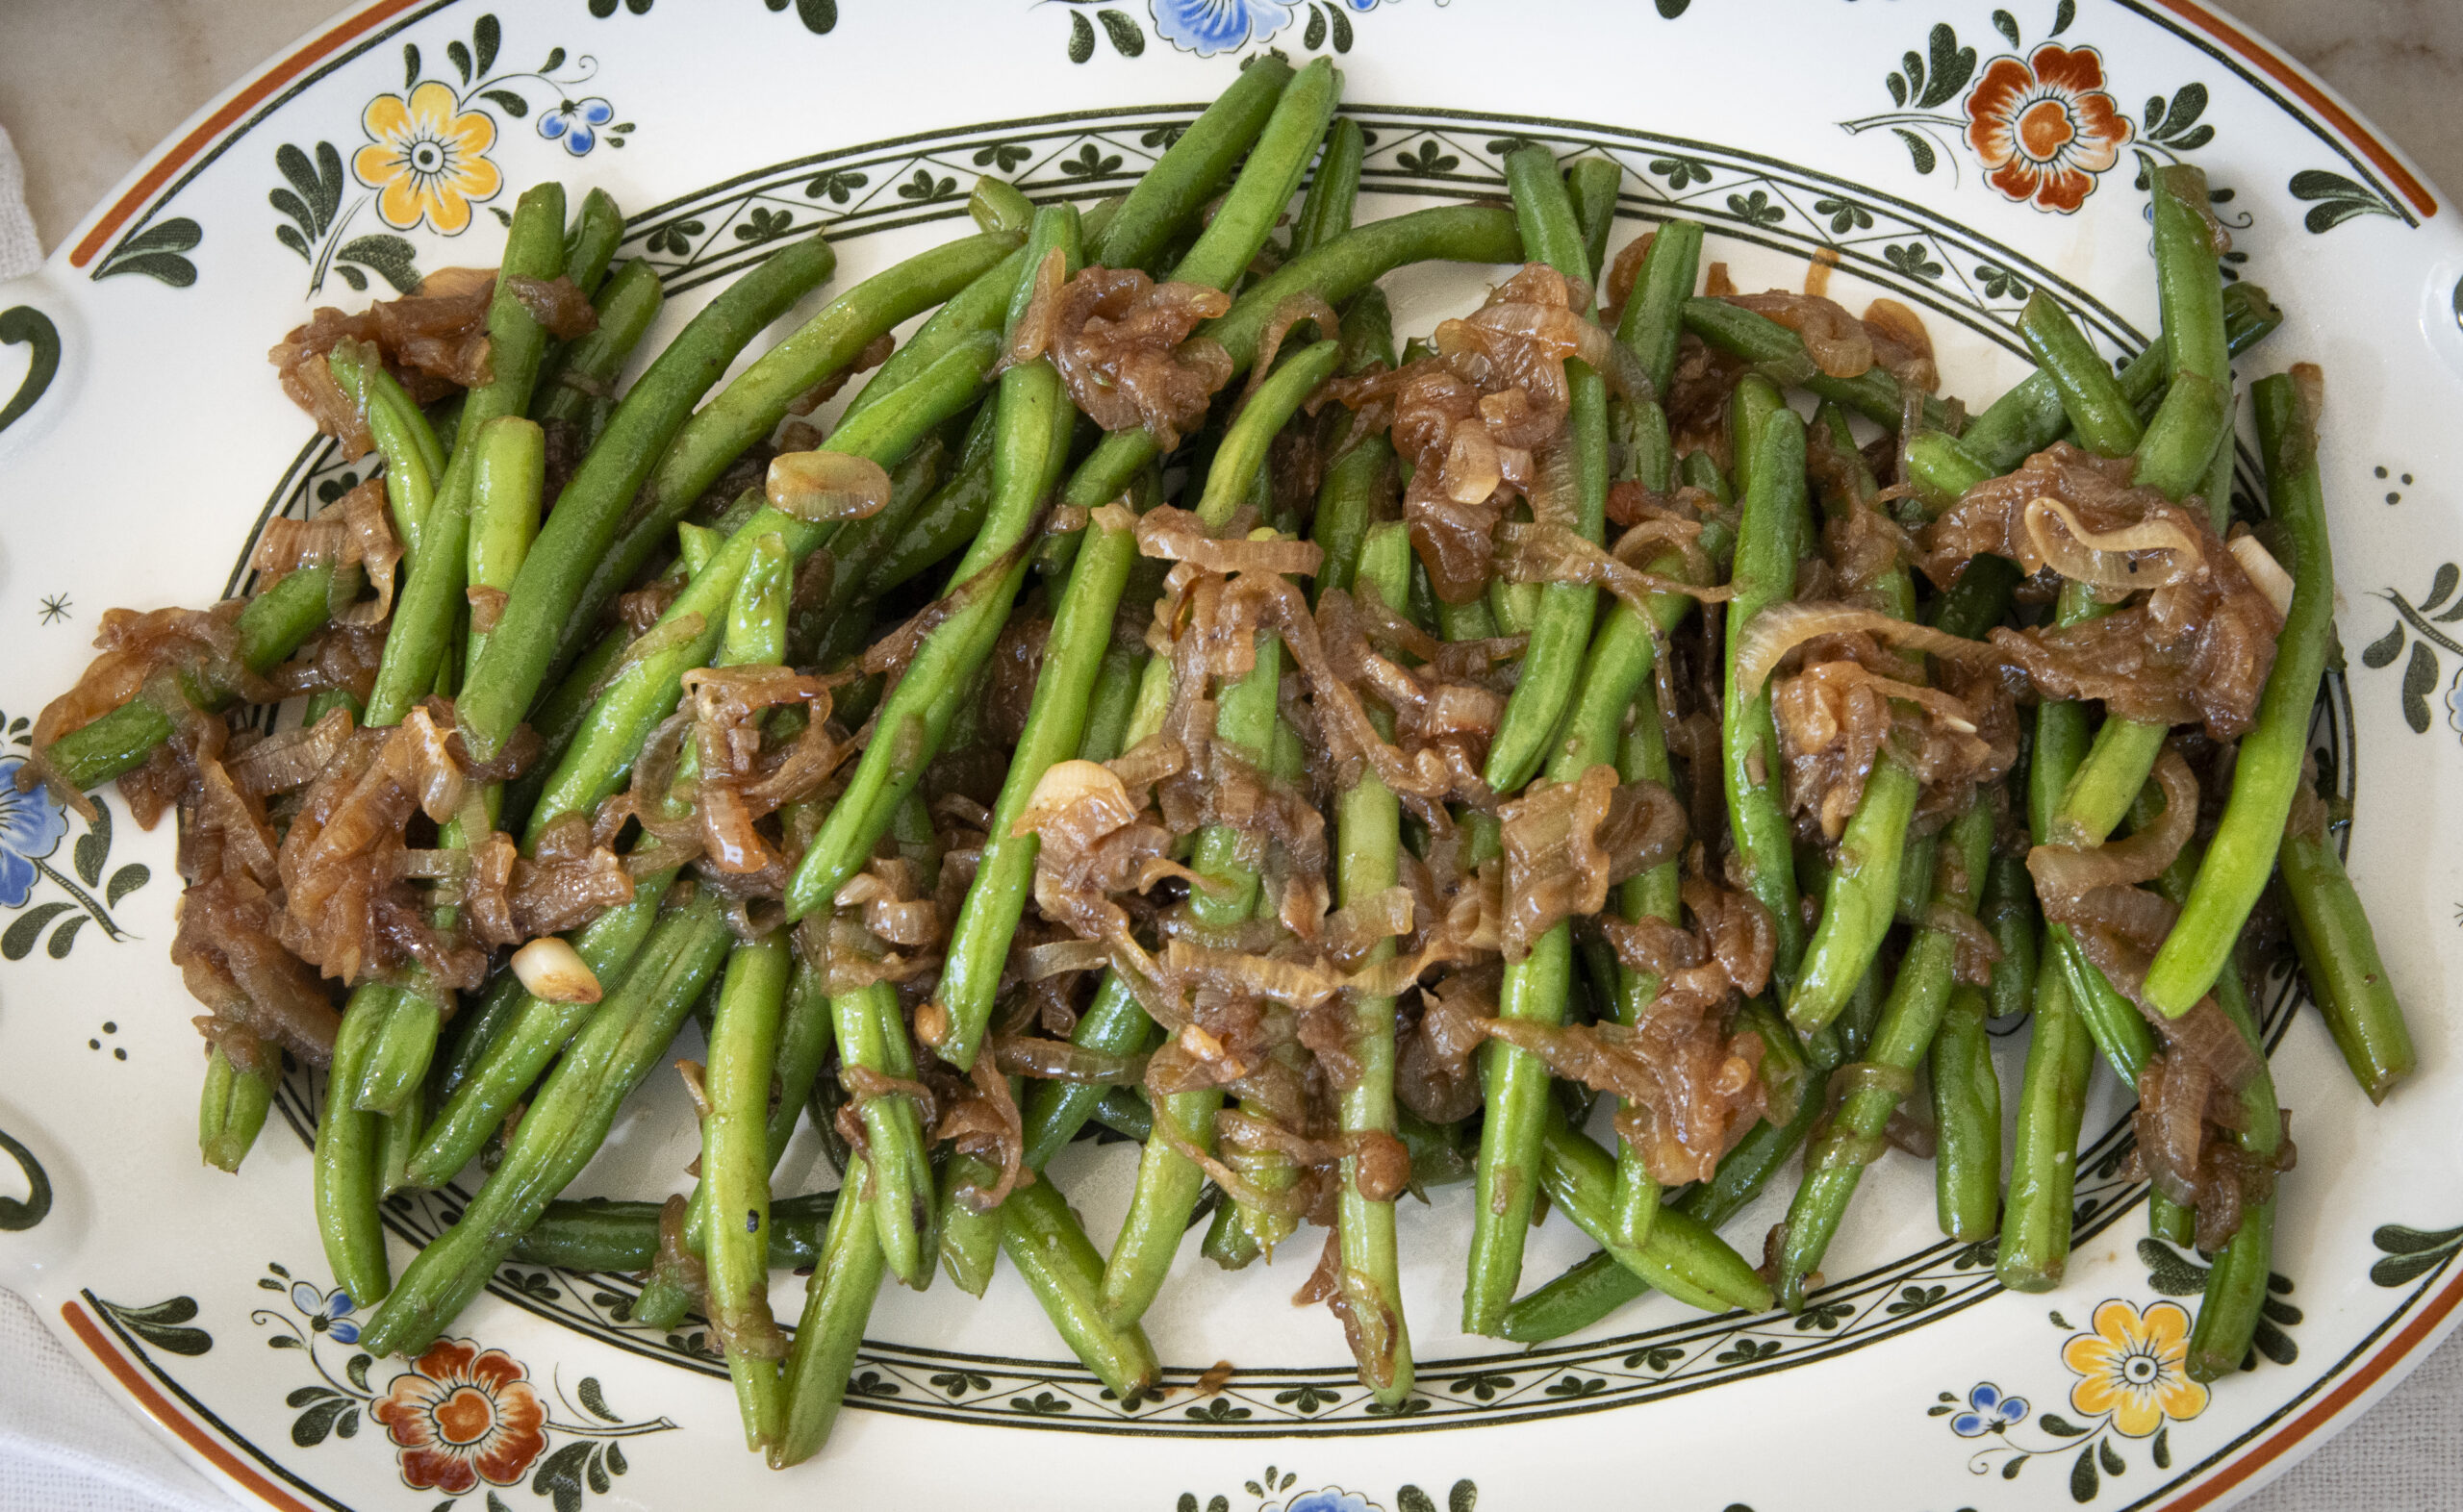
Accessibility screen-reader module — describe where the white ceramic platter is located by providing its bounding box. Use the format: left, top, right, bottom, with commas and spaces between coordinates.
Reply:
1, 2, 2459, 1508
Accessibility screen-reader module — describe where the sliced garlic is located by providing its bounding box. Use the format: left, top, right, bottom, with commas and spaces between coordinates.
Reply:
512, 936, 602, 1003
2228, 533, 2297, 618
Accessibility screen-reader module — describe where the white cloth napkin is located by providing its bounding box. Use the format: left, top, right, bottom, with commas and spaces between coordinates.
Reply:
0, 125, 42, 281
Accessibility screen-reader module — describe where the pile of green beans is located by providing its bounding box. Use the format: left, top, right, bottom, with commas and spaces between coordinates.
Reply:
45, 59, 2414, 1476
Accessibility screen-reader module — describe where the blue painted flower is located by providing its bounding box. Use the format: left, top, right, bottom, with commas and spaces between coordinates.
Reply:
1266, 1492, 1377, 1512
0, 757, 66, 910
538, 97, 616, 157
1950, 1380, 2029, 1437
1149, 0, 1297, 56
292, 1281, 361, 1345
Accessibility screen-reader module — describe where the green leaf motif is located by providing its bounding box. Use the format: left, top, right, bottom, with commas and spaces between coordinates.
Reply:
1304, 4, 1327, 49
531, 1440, 592, 1512
1058, 143, 1124, 179
47, 913, 86, 958
1184, 1397, 1251, 1422
1448, 1370, 1514, 1399
74, 799, 110, 886
100, 1296, 213, 1356
2289, 169, 2398, 234
0, 1127, 52, 1231
796, 0, 838, 34
1992, 10, 2020, 48
2146, 84, 2211, 150
1449, 1478, 1478, 1512
2071, 1443, 2099, 1502
2140, 1238, 2210, 1297
1068, 10, 1094, 63
1885, 1283, 1948, 1316
292, 1396, 358, 1446
2051, 0, 2076, 36
1714, 1337, 1782, 1364
849, 1369, 901, 1397
2153, 1425, 2172, 1469
95, 218, 203, 288
1882, 241, 1944, 280
896, 169, 956, 203
2038, 1412, 2092, 1437
1655, 0, 1691, 16
1812, 196, 1873, 235
1396, 140, 1460, 177
1010, 1390, 1072, 1415
107, 860, 148, 910
472, 13, 501, 77
337, 235, 421, 294
1892, 129, 1939, 176
1915, 25, 1977, 110
1273, 1383, 1340, 1412
3, 902, 75, 961
972, 142, 1031, 173
1397, 1491, 1435, 1512
576, 1374, 621, 1422
1622, 1344, 1684, 1371
447, 38, 473, 84
2100, 1438, 2126, 1476
1727, 189, 1785, 227
1649, 155, 1714, 190
804, 169, 868, 205
2401, 640, 2436, 733
734, 207, 796, 243
402, 42, 420, 88
481, 88, 529, 118
1329, 6, 1354, 51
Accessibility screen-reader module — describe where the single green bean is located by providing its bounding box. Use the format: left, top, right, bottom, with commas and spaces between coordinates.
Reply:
316, 982, 398, 1306
765, 959, 835, 1167
1292, 116, 1365, 258
969, 175, 1034, 236
2145, 371, 2335, 1017
561, 187, 624, 297
704, 932, 791, 1450
328, 340, 444, 555
936, 1153, 1003, 1298
1003, 1174, 1162, 1402
833, 980, 936, 1290
1930, 985, 2002, 1241
1096, 55, 1296, 272
2282, 815, 2413, 1101
365, 182, 569, 728
1565, 157, 1624, 287
512, 1192, 834, 1272
771, 1162, 885, 1469
534, 259, 666, 441
1684, 296, 1957, 432
1486, 144, 1609, 794
857, 407, 999, 601
1996, 944, 2095, 1292
2019, 289, 2143, 458
1537, 1108, 1774, 1315
1307, 290, 1397, 601
1723, 388, 1811, 986
464, 416, 545, 671
1981, 852, 2041, 1021
350, 990, 441, 1117
1789, 758, 1919, 1035
198, 1042, 275, 1174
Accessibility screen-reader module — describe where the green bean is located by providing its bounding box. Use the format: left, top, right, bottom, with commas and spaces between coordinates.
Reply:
1684, 296, 1957, 432
316, 983, 398, 1306
533, 259, 667, 444
857, 407, 999, 601
1722, 386, 1811, 987
1931, 985, 2001, 1241
365, 182, 569, 729
1956, 281, 2279, 478
1485, 145, 1609, 794
932, 497, 1146, 1072
351, 990, 442, 1117
969, 175, 1034, 236
361, 894, 736, 1358
765, 958, 835, 1166
1996, 944, 2094, 1292
1565, 157, 1624, 286
2281, 806, 2413, 1101
454, 233, 838, 758
836, 249, 1024, 433
378, 1091, 422, 1199
328, 340, 445, 555
198, 1041, 275, 1174
771, 1162, 885, 1469
561, 187, 624, 297
1293, 116, 1365, 258
704, 932, 792, 1449
1004, 1174, 1162, 1402
1789, 759, 1919, 1035
1308, 290, 1398, 602
936, 1153, 1003, 1298
782, 208, 1084, 920
1617, 219, 1702, 400
832, 980, 936, 1290
1328, 522, 1413, 1400
1774, 798, 1993, 1307
523, 335, 998, 840
1981, 852, 2041, 1021
513, 1192, 833, 1273
1463, 919, 1572, 1335
1194, 340, 1344, 525
2153, 166, 2232, 414
800, 418, 967, 637
1096, 55, 1296, 272
1537, 1108, 1774, 1315
495, 619, 626, 833
2145, 371, 2336, 1017
464, 416, 544, 671
2019, 289, 2143, 458
1168, 59, 1338, 290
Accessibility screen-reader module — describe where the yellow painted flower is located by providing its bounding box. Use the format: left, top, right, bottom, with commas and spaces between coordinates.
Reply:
2062, 1299, 2208, 1438
352, 81, 502, 235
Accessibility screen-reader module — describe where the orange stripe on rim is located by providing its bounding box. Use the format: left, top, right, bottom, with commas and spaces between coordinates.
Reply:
2151, 0, 2437, 219
61, 1298, 327, 1512
67, 0, 429, 269
2151, 1262, 2463, 1510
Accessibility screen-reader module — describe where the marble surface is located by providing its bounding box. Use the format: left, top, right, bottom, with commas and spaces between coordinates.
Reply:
1, 4, 2458, 1511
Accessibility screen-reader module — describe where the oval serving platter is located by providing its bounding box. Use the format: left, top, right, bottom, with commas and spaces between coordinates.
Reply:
1, 2, 2458, 1508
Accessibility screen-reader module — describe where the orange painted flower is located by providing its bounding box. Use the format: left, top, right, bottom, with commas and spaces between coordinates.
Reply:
368, 1337, 547, 1494
352, 81, 503, 235
2062, 1299, 2208, 1438
1964, 44, 2134, 214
